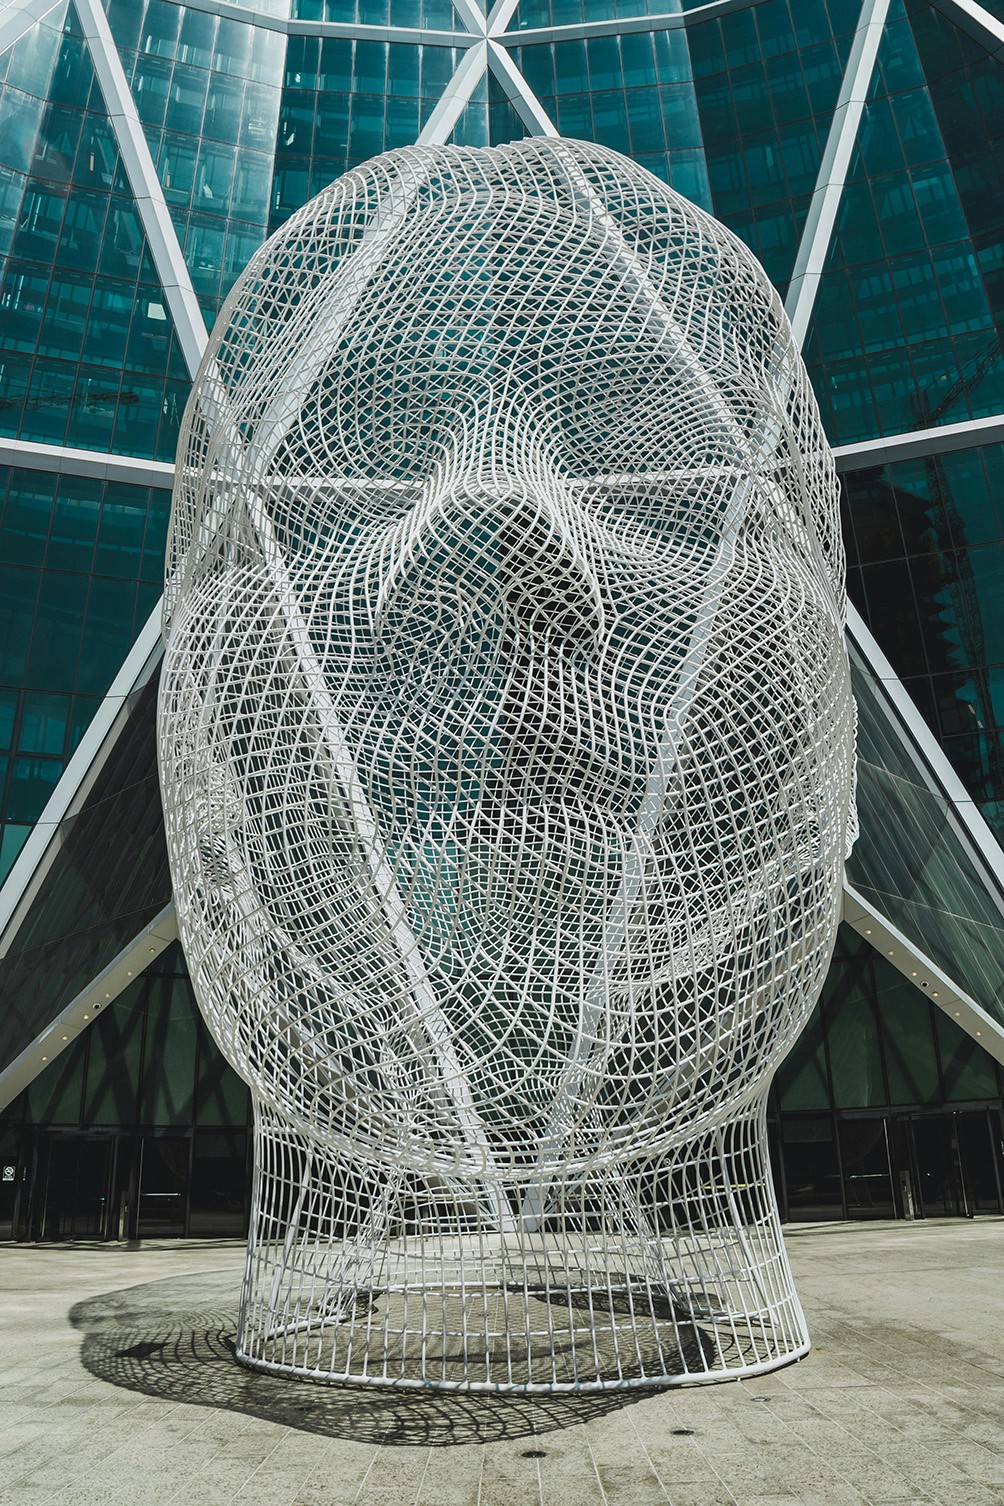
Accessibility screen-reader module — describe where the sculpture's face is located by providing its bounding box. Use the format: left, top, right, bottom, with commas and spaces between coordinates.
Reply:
160, 140, 856, 1181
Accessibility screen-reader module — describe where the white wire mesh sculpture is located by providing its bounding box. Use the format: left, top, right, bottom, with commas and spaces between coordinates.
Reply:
158, 137, 857, 1392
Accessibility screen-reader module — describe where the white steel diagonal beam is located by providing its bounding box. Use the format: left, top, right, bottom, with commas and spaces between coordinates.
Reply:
0, 0, 211, 957
842, 885, 1004, 1067
498, 0, 772, 46
784, 0, 891, 348
416, 40, 488, 144
778, 0, 1004, 1047
487, 39, 557, 134
486, 0, 521, 37
930, 0, 1004, 59
0, 904, 179, 1111
495, 1, 1004, 1056
73, 0, 209, 376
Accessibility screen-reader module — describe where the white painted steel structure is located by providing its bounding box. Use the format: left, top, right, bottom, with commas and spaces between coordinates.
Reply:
158, 139, 856, 1390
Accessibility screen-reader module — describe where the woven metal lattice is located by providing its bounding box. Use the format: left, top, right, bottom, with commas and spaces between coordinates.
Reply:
158, 138, 857, 1392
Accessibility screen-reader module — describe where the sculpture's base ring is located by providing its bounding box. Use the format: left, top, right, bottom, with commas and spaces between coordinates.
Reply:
234, 1098, 809, 1393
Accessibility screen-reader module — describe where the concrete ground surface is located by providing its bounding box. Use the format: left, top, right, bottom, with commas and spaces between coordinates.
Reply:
1, 1220, 1003, 1506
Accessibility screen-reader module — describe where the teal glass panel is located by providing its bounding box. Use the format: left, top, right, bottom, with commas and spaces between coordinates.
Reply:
873, 966, 941, 1106
83, 980, 144, 1125
0, 690, 15, 750
290, 0, 464, 26
449, 72, 524, 149
512, 0, 678, 27
489, 75, 525, 147
195, 1018, 252, 1127
19, 693, 69, 756
109, 2, 467, 290
26, 1044, 84, 1125
806, 1, 1004, 443
0, 674, 170, 1080
688, 0, 855, 290
109, 0, 284, 313
842, 446, 1004, 840
0, 6, 67, 101
6, 755, 61, 823
0, 9, 187, 459
0, 469, 55, 567
820, 931, 887, 1109
139, 973, 197, 1124
0, 467, 172, 865
775, 1000, 831, 1111
271, 39, 462, 232
450, 85, 488, 148
0, 823, 29, 884
933, 1009, 1000, 1102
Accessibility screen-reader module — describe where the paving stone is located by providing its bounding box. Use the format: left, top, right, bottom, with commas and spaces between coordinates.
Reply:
2, 1221, 1003, 1506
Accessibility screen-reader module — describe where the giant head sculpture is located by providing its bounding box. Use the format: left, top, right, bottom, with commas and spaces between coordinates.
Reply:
159, 138, 856, 1391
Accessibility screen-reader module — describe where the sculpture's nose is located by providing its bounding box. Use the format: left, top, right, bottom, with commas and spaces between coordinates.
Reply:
490, 496, 606, 646
373, 468, 609, 646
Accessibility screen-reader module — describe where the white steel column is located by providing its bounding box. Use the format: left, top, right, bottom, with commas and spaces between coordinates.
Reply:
784, 0, 891, 348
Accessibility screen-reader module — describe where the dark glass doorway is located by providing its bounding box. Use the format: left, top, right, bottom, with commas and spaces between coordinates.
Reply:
890, 1111, 1004, 1218
957, 1111, 1004, 1215
137, 1136, 189, 1237
838, 1118, 895, 1218
911, 1116, 965, 1216
41, 1136, 114, 1239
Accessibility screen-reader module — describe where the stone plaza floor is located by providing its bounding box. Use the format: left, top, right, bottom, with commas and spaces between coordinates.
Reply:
1, 1219, 1003, 1506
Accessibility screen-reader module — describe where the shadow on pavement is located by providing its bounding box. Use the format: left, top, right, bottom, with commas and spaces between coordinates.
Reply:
70, 1269, 646, 1446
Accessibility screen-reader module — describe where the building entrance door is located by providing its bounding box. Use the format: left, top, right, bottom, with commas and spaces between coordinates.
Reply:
137, 1136, 189, 1237
910, 1117, 964, 1216
955, 1111, 1004, 1215
40, 1135, 114, 1239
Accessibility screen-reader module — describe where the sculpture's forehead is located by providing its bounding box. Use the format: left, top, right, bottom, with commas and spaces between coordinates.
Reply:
225, 149, 775, 480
